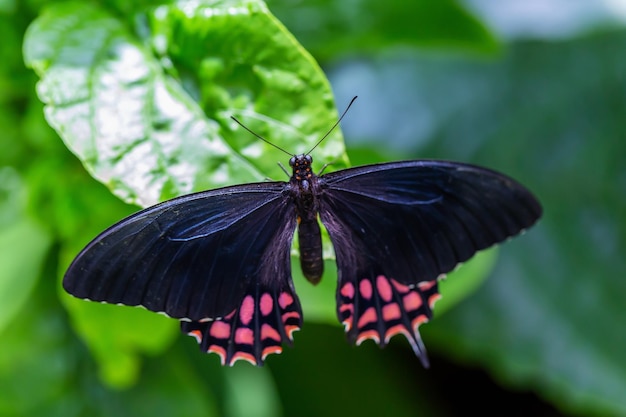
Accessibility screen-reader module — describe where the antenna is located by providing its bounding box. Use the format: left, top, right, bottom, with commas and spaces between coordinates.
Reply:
230, 95, 358, 156
306, 95, 357, 155
230, 116, 293, 157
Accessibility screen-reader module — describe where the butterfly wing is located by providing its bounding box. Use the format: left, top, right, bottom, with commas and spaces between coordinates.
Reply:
318, 160, 542, 366
64, 182, 302, 366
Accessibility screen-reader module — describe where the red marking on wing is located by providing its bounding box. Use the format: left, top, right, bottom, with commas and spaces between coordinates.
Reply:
391, 280, 411, 292
260, 293, 273, 316
357, 307, 378, 328
340, 282, 355, 298
337, 275, 439, 368
208, 321, 231, 339
285, 325, 300, 339
359, 279, 373, 299
428, 293, 441, 308
279, 292, 294, 309
239, 295, 255, 325
208, 345, 227, 366
182, 286, 302, 366
235, 327, 254, 345
384, 324, 410, 343
376, 275, 393, 302
261, 324, 281, 342
281, 311, 300, 321
230, 352, 256, 366
342, 316, 353, 332
411, 315, 429, 331
339, 303, 353, 314
382, 303, 401, 321
418, 280, 437, 291
356, 329, 380, 345
189, 329, 203, 343
402, 291, 422, 311
262, 346, 283, 359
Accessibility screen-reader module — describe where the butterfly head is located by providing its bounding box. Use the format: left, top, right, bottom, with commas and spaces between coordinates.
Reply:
289, 154, 314, 183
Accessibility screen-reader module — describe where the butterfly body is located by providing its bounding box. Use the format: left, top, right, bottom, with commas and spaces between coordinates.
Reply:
289, 154, 325, 284
64, 156, 541, 367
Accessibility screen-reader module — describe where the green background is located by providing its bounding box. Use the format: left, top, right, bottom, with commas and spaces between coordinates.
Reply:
1, 0, 625, 416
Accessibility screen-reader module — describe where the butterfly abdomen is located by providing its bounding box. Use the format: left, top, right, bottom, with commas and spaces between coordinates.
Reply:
297, 217, 323, 284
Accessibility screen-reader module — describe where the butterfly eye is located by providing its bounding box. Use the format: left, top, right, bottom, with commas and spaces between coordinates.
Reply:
289, 156, 296, 167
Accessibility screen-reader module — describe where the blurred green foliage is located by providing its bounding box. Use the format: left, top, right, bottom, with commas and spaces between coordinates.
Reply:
1, 0, 625, 416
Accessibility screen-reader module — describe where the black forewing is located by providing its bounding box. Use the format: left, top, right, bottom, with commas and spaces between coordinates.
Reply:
319, 160, 542, 286
63, 182, 296, 321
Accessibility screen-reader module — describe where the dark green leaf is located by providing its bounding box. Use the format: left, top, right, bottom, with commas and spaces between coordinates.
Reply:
0, 167, 52, 334
268, 0, 499, 60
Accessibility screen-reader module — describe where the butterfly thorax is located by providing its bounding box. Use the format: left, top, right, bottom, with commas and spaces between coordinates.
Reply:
289, 154, 324, 285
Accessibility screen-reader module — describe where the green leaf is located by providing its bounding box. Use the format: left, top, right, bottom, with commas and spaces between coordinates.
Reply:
0, 311, 70, 416
0, 166, 51, 336
61, 293, 178, 388
268, 0, 499, 60
0, 279, 219, 416
0, 218, 51, 333
24, 0, 347, 208
435, 248, 498, 316
222, 364, 282, 417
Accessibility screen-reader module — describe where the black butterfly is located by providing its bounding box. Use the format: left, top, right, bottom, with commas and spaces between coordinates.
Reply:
64, 102, 542, 367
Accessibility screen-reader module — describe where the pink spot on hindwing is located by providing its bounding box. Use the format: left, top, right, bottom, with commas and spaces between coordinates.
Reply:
402, 291, 423, 312
376, 275, 393, 302
208, 345, 227, 365
279, 292, 294, 309
428, 293, 442, 308
261, 324, 281, 342
357, 307, 378, 328
235, 327, 254, 345
262, 346, 282, 359
281, 311, 300, 322
359, 279, 373, 299
339, 303, 353, 315
411, 315, 428, 330
391, 279, 410, 293
209, 321, 231, 339
188, 329, 202, 343
260, 293, 273, 316
230, 352, 256, 366
340, 282, 355, 299
356, 330, 380, 345
382, 303, 401, 321
239, 295, 255, 325
384, 324, 409, 342
418, 280, 436, 291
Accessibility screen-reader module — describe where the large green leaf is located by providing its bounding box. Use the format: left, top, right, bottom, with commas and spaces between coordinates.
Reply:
24, 0, 347, 208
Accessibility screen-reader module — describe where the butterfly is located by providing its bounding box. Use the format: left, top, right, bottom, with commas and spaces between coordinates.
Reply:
63, 99, 542, 367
